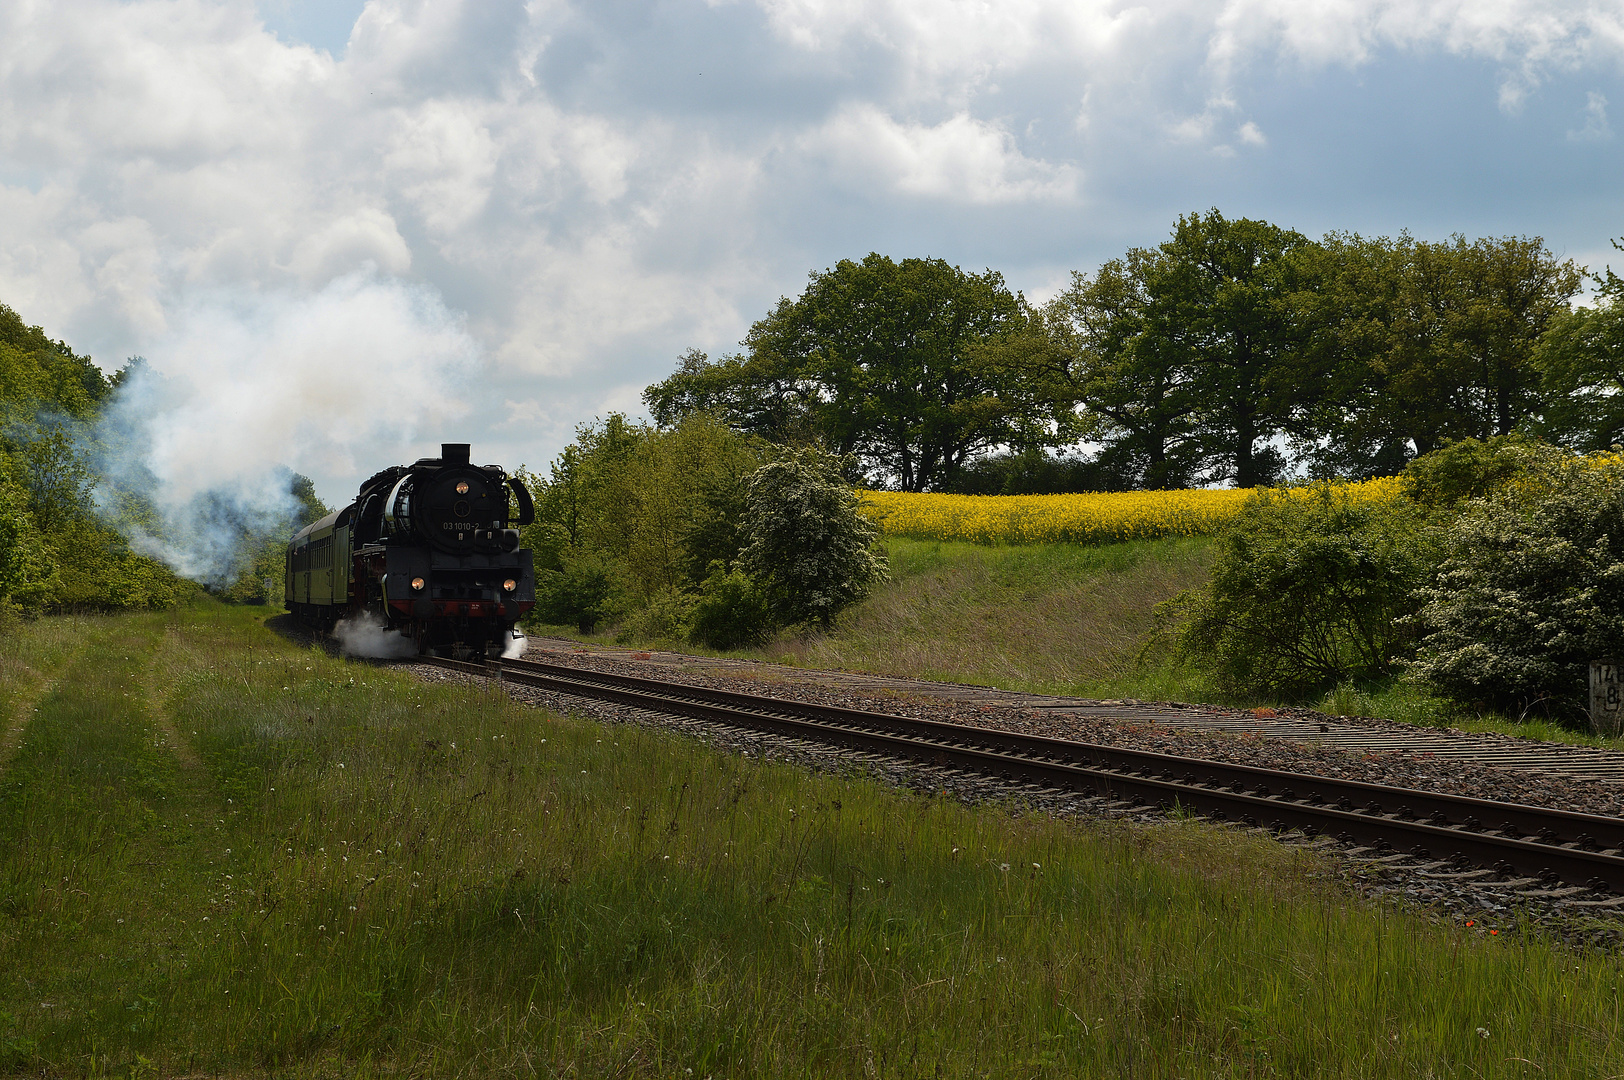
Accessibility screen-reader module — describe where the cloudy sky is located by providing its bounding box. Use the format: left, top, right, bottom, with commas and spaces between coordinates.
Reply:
4, 0, 1624, 505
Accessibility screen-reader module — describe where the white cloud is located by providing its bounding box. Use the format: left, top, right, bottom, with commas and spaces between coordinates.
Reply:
1167, 95, 1267, 155
0, 2, 752, 383
1209, 0, 1624, 110
755, 0, 1624, 116
752, 0, 1155, 97
2, 0, 1624, 500
805, 105, 1079, 203
1569, 89, 1613, 140
382, 100, 502, 236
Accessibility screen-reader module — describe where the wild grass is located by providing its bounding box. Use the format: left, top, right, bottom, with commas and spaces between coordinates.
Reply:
762, 537, 1217, 699
1311, 679, 1624, 751
527, 537, 1217, 699
2, 602, 1623, 1076
0, 610, 101, 768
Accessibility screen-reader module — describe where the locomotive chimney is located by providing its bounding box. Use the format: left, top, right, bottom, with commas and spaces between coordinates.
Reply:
441, 443, 471, 465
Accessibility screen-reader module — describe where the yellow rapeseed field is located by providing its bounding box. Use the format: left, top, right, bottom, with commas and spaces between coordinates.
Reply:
859, 477, 1406, 546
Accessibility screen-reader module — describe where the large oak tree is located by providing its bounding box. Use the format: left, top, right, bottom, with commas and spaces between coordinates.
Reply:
645, 254, 1060, 491
1041, 211, 1310, 487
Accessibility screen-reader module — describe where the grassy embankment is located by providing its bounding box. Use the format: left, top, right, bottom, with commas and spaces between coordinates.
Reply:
532, 537, 1215, 699
2, 601, 1622, 1076
762, 537, 1213, 701
543, 533, 1624, 751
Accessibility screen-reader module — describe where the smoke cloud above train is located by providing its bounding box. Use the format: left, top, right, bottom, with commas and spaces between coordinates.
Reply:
90, 271, 478, 584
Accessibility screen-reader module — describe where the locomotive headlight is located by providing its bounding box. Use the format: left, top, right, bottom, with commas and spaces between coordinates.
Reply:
411, 577, 426, 591
502, 578, 517, 592
455, 481, 470, 495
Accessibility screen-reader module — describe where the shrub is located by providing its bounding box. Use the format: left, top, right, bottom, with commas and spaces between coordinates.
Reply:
44, 524, 190, 610
1399, 434, 1557, 515
943, 449, 1134, 495
1176, 484, 1438, 700
687, 564, 776, 649
738, 449, 889, 628
616, 590, 697, 646
534, 557, 620, 634
1408, 455, 1624, 723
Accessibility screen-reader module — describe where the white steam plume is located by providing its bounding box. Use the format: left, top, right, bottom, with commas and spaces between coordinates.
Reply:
95, 271, 478, 585
501, 630, 528, 659
333, 613, 419, 659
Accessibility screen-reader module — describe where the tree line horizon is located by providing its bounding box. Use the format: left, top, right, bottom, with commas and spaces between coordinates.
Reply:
645, 209, 1621, 494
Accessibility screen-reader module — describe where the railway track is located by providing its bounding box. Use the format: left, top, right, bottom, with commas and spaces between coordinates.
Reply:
423, 654, 1624, 897
521, 638, 1624, 785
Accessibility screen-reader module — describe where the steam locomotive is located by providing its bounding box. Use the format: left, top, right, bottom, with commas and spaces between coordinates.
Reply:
285, 443, 536, 657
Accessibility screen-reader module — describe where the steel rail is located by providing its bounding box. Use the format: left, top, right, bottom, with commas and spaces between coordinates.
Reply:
422, 654, 1624, 893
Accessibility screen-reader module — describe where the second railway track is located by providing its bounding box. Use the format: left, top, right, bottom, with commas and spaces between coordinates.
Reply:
421, 653, 1624, 898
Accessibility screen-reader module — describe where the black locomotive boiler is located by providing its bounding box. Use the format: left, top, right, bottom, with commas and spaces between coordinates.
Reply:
286, 443, 536, 657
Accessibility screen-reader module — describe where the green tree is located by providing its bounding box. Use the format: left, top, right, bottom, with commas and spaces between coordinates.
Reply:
0, 302, 112, 420
521, 415, 769, 633
0, 301, 190, 612
1285, 232, 1417, 478
644, 347, 821, 446
1534, 245, 1624, 450
737, 448, 888, 627
1041, 211, 1311, 488
648, 254, 1059, 491
1040, 257, 1204, 489
0, 477, 59, 609
1161, 211, 1313, 487
1292, 233, 1582, 476
10, 425, 97, 533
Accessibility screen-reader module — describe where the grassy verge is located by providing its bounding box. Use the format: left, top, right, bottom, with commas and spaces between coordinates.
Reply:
760, 537, 1214, 700
1313, 679, 1624, 751
535, 537, 1218, 700
1, 602, 1622, 1076
541, 536, 1624, 751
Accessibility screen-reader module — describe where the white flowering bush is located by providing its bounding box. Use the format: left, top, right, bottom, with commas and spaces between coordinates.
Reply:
738, 449, 889, 628
1408, 455, 1624, 722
